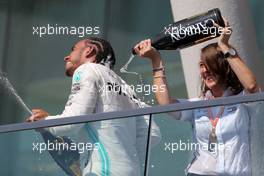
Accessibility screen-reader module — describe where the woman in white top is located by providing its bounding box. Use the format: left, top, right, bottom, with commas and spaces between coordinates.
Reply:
133, 19, 262, 176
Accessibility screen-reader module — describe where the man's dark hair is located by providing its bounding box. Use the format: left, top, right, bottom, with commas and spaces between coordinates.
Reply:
87, 37, 116, 69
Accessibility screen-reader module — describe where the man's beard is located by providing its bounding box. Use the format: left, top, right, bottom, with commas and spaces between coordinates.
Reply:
65, 65, 75, 77
65, 69, 73, 77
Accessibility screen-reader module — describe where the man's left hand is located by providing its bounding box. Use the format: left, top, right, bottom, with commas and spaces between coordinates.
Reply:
214, 17, 233, 52
26, 109, 49, 122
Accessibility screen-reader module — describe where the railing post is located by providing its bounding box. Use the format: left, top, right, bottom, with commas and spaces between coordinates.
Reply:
144, 113, 152, 176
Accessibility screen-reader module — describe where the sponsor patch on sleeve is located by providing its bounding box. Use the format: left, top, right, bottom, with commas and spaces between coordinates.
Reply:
73, 71, 82, 83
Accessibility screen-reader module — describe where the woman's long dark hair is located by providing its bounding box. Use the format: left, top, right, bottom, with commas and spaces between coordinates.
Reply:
200, 43, 243, 97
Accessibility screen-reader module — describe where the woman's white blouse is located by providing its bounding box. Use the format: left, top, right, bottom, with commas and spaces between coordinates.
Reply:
175, 91, 263, 176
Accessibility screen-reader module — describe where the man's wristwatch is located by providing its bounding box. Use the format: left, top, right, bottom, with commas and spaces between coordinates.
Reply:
223, 47, 237, 59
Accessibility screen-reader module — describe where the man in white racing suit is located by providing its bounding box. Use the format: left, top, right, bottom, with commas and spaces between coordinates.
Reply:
26, 37, 161, 176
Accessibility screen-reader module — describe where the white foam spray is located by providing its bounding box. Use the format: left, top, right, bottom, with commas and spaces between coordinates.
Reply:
120, 54, 155, 105
120, 54, 145, 101
0, 71, 32, 115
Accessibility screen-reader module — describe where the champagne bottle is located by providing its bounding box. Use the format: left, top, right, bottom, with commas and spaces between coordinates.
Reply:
132, 8, 225, 54
40, 130, 82, 176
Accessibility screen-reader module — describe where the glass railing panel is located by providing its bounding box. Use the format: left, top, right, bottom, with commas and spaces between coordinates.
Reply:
148, 100, 264, 176
147, 112, 192, 176
0, 115, 152, 176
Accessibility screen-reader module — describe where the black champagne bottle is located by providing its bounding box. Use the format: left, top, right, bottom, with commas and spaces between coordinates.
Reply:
132, 8, 225, 54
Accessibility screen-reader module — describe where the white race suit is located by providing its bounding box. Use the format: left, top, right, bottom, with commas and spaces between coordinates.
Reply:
45, 63, 161, 176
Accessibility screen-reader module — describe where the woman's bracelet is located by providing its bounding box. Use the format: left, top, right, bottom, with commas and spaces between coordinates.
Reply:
152, 66, 165, 72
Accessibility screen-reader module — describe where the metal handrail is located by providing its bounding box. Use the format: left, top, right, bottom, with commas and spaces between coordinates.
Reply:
0, 92, 263, 133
